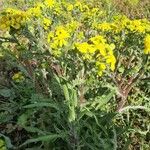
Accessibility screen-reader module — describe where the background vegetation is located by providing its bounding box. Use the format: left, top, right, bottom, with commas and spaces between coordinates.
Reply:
0, 0, 149, 150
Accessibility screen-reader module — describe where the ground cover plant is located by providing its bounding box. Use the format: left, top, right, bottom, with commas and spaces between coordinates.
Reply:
0, 0, 150, 149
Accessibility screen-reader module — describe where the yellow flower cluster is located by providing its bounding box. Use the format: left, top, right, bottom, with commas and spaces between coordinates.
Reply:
27, 6, 42, 17
0, 0, 117, 76
0, 8, 29, 31
47, 26, 70, 56
4, 0, 150, 76
12, 72, 25, 82
97, 15, 150, 55
97, 16, 150, 34
144, 34, 150, 54
0, 1, 52, 32
0, 0, 104, 33
76, 35, 116, 76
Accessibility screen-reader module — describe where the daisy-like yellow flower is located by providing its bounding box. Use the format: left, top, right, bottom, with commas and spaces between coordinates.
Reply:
48, 26, 70, 48
54, 26, 70, 47
44, 0, 55, 8
47, 26, 70, 56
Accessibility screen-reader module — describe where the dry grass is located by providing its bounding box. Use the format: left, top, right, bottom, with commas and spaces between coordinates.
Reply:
113, 0, 150, 19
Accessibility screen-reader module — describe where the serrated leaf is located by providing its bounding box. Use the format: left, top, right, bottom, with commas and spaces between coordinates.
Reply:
24, 127, 45, 135
96, 91, 115, 109
63, 84, 70, 101
17, 113, 28, 127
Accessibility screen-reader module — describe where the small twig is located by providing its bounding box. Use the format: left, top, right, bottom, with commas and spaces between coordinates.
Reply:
127, 55, 135, 69
0, 36, 17, 43
118, 106, 149, 113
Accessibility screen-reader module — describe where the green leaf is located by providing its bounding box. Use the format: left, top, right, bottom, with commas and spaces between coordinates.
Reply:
25, 148, 42, 150
68, 106, 76, 122
0, 134, 14, 149
72, 89, 78, 107
23, 102, 59, 110
96, 91, 115, 109
118, 67, 125, 73
0, 89, 11, 97
91, 90, 115, 110
24, 127, 46, 135
17, 113, 28, 127
19, 133, 67, 148
63, 84, 70, 101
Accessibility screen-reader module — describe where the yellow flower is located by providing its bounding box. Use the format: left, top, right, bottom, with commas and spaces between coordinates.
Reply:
95, 43, 106, 56
144, 34, 150, 54
75, 42, 96, 60
0, 22, 9, 31
12, 23, 21, 29
43, 18, 51, 30
75, 34, 116, 74
54, 26, 70, 47
96, 62, 106, 76
12, 72, 25, 82
47, 26, 70, 55
136, 25, 145, 33
106, 55, 116, 71
47, 32, 54, 43
66, 21, 80, 33
36, 2, 45, 9
44, 0, 55, 8
90, 35, 106, 45
98, 22, 112, 31
67, 4, 74, 11
55, 26, 69, 38
75, 2, 83, 11
75, 42, 89, 53
27, 6, 41, 17
0, 8, 28, 31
